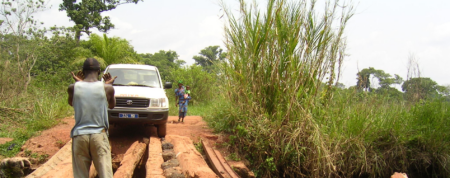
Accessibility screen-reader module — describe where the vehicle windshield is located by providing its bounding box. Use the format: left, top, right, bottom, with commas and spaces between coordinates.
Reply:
106, 68, 161, 88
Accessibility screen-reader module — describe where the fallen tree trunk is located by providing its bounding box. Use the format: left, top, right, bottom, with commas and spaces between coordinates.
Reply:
146, 135, 164, 178
113, 140, 148, 178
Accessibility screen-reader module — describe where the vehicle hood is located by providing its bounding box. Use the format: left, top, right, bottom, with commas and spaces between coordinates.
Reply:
113, 86, 167, 98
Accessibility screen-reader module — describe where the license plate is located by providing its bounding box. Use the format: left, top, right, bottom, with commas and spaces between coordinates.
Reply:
119, 113, 139, 118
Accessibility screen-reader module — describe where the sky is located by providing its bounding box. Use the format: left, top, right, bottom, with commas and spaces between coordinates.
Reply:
34, 0, 450, 88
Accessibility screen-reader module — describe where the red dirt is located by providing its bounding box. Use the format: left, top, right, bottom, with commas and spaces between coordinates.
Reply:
166, 116, 214, 142
19, 117, 74, 158
166, 116, 230, 152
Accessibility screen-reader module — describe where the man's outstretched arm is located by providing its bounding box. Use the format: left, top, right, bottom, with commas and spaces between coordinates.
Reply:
105, 85, 116, 109
67, 84, 75, 106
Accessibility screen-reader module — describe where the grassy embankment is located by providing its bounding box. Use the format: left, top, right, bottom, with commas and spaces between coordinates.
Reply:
0, 80, 73, 157
200, 0, 450, 177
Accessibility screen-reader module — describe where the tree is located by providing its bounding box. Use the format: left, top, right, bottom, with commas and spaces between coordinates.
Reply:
139, 50, 184, 79
402, 77, 440, 101
437, 85, 450, 96
33, 30, 78, 75
59, 0, 142, 42
356, 67, 403, 92
356, 67, 376, 91
193, 46, 226, 72
73, 33, 139, 68
335, 82, 345, 89
437, 85, 450, 101
0, 0, 47, 95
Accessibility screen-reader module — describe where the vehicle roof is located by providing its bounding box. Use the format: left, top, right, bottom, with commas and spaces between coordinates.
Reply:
106, 64, 157, 70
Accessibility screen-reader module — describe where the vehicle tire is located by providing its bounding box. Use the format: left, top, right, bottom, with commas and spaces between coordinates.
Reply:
156, 123, 167, 137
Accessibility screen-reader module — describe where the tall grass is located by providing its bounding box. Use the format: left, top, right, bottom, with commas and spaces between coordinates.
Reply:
208, 0, 450, 177
315, 89, 450, 177
0, 76, 73, 157
219, 0, 352, 177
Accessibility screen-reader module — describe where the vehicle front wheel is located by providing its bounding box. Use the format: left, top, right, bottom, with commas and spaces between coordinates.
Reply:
156, 123, 166, 138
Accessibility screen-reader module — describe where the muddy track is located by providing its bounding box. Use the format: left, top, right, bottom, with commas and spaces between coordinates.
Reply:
22, 116, 245, 178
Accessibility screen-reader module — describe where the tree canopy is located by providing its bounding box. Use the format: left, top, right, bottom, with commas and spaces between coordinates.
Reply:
139, 50, 184, 79
193, 45, 226, 72
59, 0, 142, 42
356, 67, 403, 92
402, 77, 440, 101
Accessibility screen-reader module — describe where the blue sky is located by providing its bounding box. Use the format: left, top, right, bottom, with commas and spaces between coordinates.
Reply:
35, 0, 450, 88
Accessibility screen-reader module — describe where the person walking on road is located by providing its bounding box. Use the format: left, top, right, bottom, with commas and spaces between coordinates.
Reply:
67, 58, 117, 178
175, 81, 190, 122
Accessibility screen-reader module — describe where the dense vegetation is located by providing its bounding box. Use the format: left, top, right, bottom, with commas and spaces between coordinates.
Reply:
203, 0, 450, 177
1, 0, 449, 177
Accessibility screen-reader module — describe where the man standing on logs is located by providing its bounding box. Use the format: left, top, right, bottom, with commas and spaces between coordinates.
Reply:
67, 58, 117, 178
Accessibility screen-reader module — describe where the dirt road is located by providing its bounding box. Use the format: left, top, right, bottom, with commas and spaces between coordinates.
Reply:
15, 116, 247, 178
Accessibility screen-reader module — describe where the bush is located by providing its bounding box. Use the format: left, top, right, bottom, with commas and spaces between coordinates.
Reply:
166, 65, 220, 103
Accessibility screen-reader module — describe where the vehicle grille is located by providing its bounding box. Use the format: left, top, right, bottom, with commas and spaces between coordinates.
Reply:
116, 98, 149, 107
152, 114, 164, 119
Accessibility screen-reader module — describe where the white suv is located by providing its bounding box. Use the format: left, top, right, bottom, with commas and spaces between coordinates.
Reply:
103, 64, 172, 137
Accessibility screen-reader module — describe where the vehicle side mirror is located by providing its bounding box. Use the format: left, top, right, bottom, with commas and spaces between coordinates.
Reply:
164, 82, 172, 89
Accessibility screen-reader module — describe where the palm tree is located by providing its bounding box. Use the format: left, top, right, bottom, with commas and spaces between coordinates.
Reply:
73, 34, 140, 68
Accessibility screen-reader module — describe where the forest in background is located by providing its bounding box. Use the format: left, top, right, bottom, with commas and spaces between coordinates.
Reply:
1, 0, 450, 177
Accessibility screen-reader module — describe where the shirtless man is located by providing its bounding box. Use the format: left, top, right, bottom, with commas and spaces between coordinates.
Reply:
67, 58, 117, 178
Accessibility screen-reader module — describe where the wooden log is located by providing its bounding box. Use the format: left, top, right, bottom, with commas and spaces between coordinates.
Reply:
145, 136, 164, 178
39, 159, 73, 178
202, 140, 240, 178
202, 140, 228, 177
26, 140, 73, 178
113, 140, 148, 178
214, 150, 240, 178
38, 158, 98, 178
166, 135, 218, 178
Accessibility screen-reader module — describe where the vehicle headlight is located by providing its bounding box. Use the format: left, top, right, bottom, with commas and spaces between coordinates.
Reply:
160, 98, 168, 108
150, 98, 168, 108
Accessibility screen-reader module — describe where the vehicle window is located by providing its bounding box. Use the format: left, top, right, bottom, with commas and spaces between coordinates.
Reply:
106, 68, 161, 88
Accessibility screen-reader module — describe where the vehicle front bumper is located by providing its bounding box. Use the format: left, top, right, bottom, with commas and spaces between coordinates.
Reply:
108, 107, 168, 125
